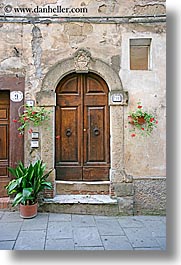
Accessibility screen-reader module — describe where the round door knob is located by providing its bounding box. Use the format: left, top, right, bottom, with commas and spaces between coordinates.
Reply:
93, 127, 100, 136
66, 128, 72, 137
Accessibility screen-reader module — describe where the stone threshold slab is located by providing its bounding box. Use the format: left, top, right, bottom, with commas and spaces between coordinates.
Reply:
44, 195, 117, 204
56, 181, 111, 185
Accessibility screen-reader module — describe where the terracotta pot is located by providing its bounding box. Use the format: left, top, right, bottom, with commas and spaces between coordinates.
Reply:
20, 203, 38, 219
128, 116, 146, 125
137, 117, 146, 125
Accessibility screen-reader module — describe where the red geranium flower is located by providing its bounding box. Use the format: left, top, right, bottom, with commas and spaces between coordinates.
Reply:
28, 128, 33, 134
150, 118, 154, 122
13, 119, 18, 123
156, 120, 158, 124
32, 111, 36, 115
137, 105, 142, 109
141, 127, 145, 131
23, 117, 29, 121
131, 133, 136, 137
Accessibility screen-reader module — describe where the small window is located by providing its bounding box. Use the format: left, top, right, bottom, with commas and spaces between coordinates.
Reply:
130, 38, 151, 70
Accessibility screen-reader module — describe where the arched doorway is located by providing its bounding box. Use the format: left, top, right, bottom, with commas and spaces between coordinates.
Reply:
39, 49, 126, 197
55, 72, 110, 181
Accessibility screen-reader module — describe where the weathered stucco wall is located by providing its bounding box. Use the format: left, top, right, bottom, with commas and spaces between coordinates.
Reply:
0, 0, 166, 214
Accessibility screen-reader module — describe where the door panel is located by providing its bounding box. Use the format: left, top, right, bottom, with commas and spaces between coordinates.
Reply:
83, 167, 109, 181
86, 75, 106, 94
59, 107, 79, 163
0, 168, 7, 177
0, 109, 8, 119
0, 126, 8, 159
56, 167, 83, 181
59, 75, 79, 94
56, 73, 110, 181
86, 107, 105, 162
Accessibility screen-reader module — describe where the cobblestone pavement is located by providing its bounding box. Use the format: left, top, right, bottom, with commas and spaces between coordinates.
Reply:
0, 211, 166, 251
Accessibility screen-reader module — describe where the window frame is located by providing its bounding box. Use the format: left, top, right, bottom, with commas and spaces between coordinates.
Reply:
129, 38, 152, 71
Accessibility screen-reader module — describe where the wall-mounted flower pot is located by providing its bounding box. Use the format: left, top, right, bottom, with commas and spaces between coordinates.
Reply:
128, 116, 146, 125
137, 117, 146, 125
20, 203, 38, 219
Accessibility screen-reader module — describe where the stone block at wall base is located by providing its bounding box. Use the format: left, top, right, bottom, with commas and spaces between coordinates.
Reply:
133, 177, 166, 215
117, 196, 134, 216
113, 183, 134, 197
0, 197, 10, 210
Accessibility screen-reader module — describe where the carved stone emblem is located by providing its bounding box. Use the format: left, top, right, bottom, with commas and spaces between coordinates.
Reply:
74, 49, 91, 73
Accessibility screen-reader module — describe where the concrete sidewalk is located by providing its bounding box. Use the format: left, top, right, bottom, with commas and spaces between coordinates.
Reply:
0, 211, 166, 251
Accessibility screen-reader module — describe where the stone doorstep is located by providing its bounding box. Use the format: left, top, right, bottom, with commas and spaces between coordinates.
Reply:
44, 195, 117, 204
55, 180, 111, 195
39, 195, 120, 216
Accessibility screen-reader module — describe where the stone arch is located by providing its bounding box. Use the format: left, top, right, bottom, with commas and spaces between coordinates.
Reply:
38, 49, 124, 106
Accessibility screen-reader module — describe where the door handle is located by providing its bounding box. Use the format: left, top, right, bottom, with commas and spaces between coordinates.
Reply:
93, 127, 100, 136
66, 128, 72, 137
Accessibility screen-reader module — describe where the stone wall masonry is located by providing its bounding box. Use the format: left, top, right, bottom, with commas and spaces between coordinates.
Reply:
133, 177, 166, 215
133, 3, 166, 16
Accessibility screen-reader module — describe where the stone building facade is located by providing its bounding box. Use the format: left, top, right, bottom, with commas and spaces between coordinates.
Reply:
0, 0, 166, 215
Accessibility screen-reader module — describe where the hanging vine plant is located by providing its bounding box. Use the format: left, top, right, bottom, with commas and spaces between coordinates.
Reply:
13, 105, 51, 135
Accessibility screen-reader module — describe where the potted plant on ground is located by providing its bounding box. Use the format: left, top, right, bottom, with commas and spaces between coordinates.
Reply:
6, 160, 53, 218
128, 101, 158, 137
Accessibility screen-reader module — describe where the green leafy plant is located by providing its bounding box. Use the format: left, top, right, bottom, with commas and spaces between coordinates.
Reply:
13, 105, 51, 135
128, 101, 158, 137
6, 160, 53, 206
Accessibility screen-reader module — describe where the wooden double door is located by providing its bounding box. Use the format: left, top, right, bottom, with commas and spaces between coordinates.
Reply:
55, 73, 110, 181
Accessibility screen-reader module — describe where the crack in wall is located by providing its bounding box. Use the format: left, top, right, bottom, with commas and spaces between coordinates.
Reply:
31, 25, 42, 78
